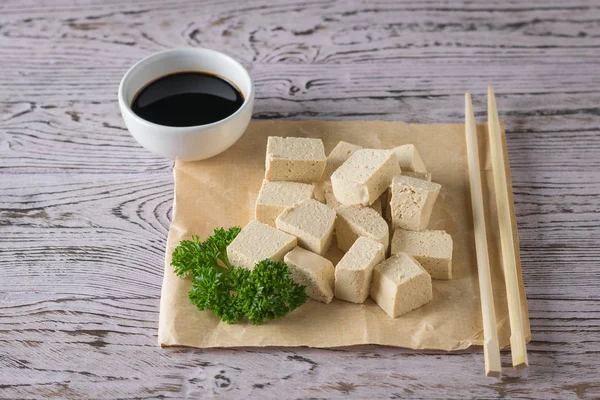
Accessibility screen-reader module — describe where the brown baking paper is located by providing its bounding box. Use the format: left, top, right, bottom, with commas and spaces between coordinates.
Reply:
158, 121, 530, 350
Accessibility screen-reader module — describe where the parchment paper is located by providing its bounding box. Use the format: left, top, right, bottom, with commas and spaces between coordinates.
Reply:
158, 121, 530, 350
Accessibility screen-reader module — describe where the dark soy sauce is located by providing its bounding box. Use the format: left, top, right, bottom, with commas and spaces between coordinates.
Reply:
131, 72, 244, 127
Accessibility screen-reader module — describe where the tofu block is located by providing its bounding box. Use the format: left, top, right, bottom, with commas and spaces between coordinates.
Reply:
331, 149, 400, 206
335, 206, 389, 252
323, 141, 363, 179
276, 199, 336, 255
284, 247, 334, 303
255, 179, 314, 227
386, 172, 433, 222
325, 183, 382, 216
335, 237, 385, 303
402, 170, 432, 182
393, 144, 427, 173
391, 229, 453, 279
390, 175, 441, 231
265, 136, 326, 183
227, 220, 297, 270
370, 253, 433, 318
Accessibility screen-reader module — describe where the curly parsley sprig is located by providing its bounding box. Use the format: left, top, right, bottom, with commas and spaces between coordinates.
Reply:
171, 227, 307, 325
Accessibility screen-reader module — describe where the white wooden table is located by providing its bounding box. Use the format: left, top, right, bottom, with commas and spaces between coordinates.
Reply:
1, 1, 599, 398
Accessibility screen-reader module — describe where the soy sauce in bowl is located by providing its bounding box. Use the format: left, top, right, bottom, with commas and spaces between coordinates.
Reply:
131, 71, 244, 127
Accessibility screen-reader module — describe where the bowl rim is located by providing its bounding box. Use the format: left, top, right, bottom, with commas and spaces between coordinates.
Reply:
117, 47, 254, 133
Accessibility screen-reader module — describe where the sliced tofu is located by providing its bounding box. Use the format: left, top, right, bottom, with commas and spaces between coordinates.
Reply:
255, 179, 314, 227
393, 144, 427, 173
335, 206, 389, 252
370, 252, 433, 318
390, 175, 441, 231
402, 170, 432, 182
227, 220, 297, 270
391, 228, 453, 280
276, 199, 337, 256
331, 149, 400, 206
284, 246, 335, 303
265, 136, 326, 183
335, 237, 385, 303
323, 141, 363, 179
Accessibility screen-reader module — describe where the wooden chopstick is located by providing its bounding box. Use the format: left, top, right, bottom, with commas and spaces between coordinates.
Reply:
465, 93, 502, 378
487, 86, 529, 370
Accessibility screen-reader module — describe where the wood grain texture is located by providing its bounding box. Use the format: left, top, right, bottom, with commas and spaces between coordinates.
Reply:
1, 0, 599, 398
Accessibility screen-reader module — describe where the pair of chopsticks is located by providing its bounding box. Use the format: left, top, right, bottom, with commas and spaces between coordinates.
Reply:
465, 87, 528, 377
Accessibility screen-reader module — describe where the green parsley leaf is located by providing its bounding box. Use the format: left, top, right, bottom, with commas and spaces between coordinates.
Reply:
171, 226, 307, 324
238, 259, 308, 325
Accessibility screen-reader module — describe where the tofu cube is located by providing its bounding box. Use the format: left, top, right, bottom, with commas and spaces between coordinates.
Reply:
324, 183, 382, 216
265, 136, 326, 183
276, 199, 336, 255
323, 141, 363, 179
227, 220, 297, 270
335, 206, 389, 252
391, 229, 453, 280
393, 144, 427, 173
331, 149, 400, 206
255, 179, 314, 227
402, 170, 432, 182
335, 237, 385, 303
284, 247, 335, 303
390, 175, 441, 231
370, 253, 433, 318
385, 174, 432, 222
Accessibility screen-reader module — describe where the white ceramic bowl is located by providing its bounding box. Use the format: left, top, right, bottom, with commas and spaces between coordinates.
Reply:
118, 48, 254, 161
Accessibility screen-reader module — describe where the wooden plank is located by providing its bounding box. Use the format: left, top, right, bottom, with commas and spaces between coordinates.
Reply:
0, 337, 599, 398
1, 174, 599, 314
2, 93, 600, 172
1, 60, 600, 101
0, 165, 598, 300
1, 172, 598, 300
0, 0, 599, 64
